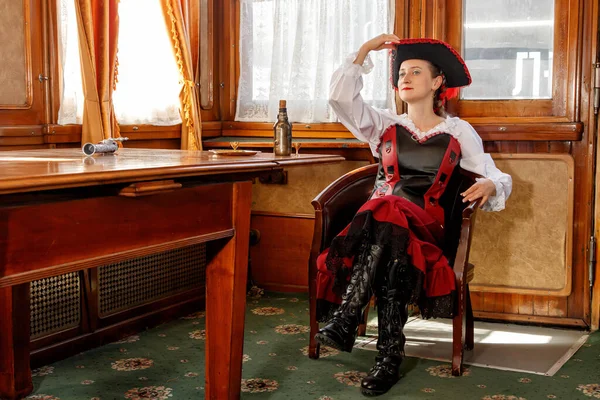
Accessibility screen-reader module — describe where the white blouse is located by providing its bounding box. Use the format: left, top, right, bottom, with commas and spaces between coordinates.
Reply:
329, 53, 512, 212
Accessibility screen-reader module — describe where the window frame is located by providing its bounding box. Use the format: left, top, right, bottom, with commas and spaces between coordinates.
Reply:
444, 0, 580, 123
48, 0, 220, 138
218, 0, 404, 138
221, 0, 583, 140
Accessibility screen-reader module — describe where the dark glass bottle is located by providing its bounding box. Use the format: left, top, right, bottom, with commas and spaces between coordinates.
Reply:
273, 100, 292, 156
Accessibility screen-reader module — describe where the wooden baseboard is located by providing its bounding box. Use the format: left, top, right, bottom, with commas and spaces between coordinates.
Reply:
30, 296, 205, 368
257, 282, 308, 293
251, 210, 314, 219
474, 311, 588, 328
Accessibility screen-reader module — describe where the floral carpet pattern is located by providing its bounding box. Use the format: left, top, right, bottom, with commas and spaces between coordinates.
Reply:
28, 292, 600, 399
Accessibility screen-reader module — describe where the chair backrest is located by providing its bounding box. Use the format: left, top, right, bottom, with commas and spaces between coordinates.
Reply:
314, 164, 378, 252
313, 163, 480, 265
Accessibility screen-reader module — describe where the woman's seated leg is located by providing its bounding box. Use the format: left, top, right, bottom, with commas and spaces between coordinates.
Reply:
315, 243, 383, 352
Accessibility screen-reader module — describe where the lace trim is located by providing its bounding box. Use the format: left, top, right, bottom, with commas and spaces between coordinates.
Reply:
397, 114, 458, 138
316, 299, 338, 323
477, 177, 507, 212
379, 251, 454, 320
373, 115, 461, 152
418, 292, 454, 319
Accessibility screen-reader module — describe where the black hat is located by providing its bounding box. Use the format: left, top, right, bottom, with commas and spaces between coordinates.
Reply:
390, 38, 471, 90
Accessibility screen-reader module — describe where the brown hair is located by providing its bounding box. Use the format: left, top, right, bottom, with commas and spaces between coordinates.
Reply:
427, 62, 448, 117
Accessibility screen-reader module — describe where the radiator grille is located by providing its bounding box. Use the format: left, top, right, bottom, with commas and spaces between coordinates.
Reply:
30, 272, 81, 339
98, 243, 207, 316
29, 243, 207, 338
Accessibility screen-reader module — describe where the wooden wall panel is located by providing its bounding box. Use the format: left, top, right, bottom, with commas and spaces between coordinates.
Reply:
251, 161, 368, 215
249, 213, 314, 292
0, 123, 226, 151
0, 0, 45, 125
470, 155, 574, 295
471, 137, 589, 326
0, 0, 29, 106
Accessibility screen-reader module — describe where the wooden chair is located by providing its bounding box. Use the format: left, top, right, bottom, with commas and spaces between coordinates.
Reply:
307, 163, 481, 376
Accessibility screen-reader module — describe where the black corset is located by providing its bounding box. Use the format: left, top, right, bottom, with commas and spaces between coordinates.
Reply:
373, 124, 458, 208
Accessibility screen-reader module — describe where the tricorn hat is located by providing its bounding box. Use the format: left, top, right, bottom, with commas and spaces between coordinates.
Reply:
391, 38, 471, 90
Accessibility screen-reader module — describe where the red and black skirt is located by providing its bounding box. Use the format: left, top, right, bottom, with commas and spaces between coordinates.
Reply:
315, 196, 456, 322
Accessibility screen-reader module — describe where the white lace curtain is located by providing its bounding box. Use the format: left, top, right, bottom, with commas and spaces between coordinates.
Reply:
235, 0, 395, 123
57, 0, 182, 126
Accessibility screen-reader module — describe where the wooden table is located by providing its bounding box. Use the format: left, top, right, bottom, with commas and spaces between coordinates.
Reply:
203, 136, 368, 149
0, 148, 343, 400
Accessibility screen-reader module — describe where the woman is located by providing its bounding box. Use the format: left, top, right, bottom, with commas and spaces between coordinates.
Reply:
314, 35, 512, 396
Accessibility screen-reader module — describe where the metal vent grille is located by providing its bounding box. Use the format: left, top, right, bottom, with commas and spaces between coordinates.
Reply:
30, 272, 81, 339
99, 243, 206, 316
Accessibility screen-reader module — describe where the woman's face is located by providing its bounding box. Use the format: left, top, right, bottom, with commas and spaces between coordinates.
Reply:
397, 59, 442, 104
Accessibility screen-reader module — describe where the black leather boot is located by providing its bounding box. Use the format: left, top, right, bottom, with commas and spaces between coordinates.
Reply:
360, 287, 408, 397
315, 244, 383, 352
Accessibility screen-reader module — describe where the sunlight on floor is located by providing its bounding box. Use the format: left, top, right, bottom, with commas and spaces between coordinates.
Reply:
358, 318, 587, 375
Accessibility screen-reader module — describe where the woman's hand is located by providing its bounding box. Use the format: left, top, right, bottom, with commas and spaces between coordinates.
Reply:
461, 179, 496, 207
354, 33, 401, 65
361, 34, 401, 53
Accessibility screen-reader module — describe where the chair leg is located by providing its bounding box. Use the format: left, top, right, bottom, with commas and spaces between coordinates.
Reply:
465, 285, 474, 351
357, 300, 371, 337
452, 286, 466, 376
308, 263, 320, 359
308, 321, 320, 359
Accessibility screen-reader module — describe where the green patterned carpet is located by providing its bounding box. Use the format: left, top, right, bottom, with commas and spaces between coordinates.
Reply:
28, 292, 600, 400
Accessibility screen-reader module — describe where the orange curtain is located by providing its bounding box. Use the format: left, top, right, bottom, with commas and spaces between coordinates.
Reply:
160, 0, 203, 151
75, 0, 120, 145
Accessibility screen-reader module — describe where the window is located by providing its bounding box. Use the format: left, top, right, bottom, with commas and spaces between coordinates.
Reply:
446, 0, 578, 120
235, 0, 394, 123
57, 0, 182, 126
462, 0, 554, 100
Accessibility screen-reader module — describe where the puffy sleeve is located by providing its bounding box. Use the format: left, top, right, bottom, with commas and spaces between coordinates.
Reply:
454, 119, 513, 212
329, 52, 398, 156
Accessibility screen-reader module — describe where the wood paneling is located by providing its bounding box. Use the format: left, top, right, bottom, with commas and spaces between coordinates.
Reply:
470, 154, 574, 296
218, 120, 583, 142
467, 138, 589, 325
474, 311, 587, 328
15, 122, 221, 151
568, 0, 596, 325
47, 0, 59, 124
217, 0, 237, 121
591, 0, 600, 329
249, 213, 314, 292
0, 0, 45, 125
0, 125, 46, 149
0, 0, 31, 108
199, 0, 214, 110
